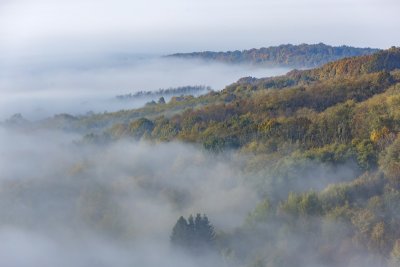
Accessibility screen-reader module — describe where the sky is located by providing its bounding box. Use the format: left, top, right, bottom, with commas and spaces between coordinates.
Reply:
0, 0, 399, 58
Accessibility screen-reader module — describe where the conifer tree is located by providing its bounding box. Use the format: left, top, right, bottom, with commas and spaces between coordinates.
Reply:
170, 216, 189, 247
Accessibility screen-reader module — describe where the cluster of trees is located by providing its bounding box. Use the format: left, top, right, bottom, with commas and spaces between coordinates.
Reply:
170, 214, 215, 254
168, 43, 379, 68
101, 71, 398, 161
236, 168, 400, 267
116, 85, 211, 101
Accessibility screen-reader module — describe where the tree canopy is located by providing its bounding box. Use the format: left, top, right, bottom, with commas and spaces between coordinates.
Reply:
171, 214, 215, 254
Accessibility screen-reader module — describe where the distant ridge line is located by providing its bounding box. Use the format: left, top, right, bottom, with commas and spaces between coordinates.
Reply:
167, 43, 380, 68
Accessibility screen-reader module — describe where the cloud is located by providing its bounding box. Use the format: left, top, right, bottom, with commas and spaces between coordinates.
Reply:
0, 56, 289, 120
0, 126, 258, 266
0, 123, 384, 266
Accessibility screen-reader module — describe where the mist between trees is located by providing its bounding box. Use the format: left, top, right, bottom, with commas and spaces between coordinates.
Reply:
1, 124, 399, 267
2, 47, 400, 267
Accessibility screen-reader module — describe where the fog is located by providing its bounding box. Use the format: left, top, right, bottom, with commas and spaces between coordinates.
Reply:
0, 123, 385, 267
1, 0, 398, 121
0, 48, 387, 267
0, 0, 396, 265
0, 126, 258, 266
0, 55, 289, 120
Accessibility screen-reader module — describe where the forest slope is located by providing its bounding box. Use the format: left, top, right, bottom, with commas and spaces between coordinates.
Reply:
168, 43, 379, 68
4, 46, 400, 267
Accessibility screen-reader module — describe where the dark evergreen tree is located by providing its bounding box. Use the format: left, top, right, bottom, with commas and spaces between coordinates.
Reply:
158, 96, 166, 104
187, 214, 195, 247
198, 214, 215, 247
170, 216, 189, 248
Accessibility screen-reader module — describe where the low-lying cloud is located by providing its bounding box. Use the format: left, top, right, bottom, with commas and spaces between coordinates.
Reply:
0, 121, 385, 267
0, 126, 258, 266
0, 55, 289, 120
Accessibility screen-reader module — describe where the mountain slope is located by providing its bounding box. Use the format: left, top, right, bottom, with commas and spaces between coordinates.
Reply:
168, 43, 380, 68
4, 46, 400, 267
230, 46, 400, 91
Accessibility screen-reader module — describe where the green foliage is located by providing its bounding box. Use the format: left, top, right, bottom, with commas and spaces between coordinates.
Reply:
128, 118, 155, 139
354, 139, 378, 170
169, 43, 379, 68
16, 46, 400, 267
301, 143, 355, 164
379, 135, 400, 186
308, 48, 400, 79
245, 199, 272, 226
279, 191, 323, 217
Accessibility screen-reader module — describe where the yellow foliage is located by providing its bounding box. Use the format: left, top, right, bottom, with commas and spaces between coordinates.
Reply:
370, 127, 390, 143
258, 119, 279, 133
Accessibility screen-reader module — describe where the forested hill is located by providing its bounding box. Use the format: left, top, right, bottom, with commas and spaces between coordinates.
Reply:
27, 47, 400, 135
233, 46, 400, 89
5, 46, 400, 266
168, 43, 380, 68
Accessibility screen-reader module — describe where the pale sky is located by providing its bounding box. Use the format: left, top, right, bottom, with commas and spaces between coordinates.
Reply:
0, 0, 399, 57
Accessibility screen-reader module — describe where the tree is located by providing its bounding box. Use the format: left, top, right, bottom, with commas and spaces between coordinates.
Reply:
194, 214, 216, 249
170, 213, 216, 254
170, 216, 189, 247
158, 96, 166, 104
128, 118, 155, 140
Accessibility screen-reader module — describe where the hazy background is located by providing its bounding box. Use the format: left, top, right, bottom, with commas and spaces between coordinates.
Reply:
1, 0, 399, 120
0, 56, 288, 120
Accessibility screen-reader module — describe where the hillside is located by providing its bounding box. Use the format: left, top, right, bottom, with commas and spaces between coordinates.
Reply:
4, 46, 400, 267
37, 47, 399, 135
168, 43, 380, 68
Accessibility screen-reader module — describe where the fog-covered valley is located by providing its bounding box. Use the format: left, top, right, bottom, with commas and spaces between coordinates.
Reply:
0, 54, 289, 120
0, 126, 258, 266
2, 0, 400, 266
2, 50, 400, 266
0, 123, 381, 267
